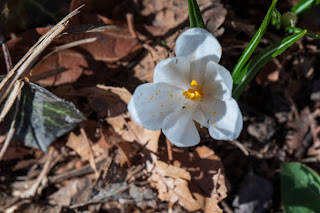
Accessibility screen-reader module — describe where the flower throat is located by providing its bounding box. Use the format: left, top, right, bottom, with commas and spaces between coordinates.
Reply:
183, 80, 205, 101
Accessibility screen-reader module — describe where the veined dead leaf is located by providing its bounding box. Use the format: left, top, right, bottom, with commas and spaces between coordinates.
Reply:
81, 85, 160, 153
149, 160, 204, 211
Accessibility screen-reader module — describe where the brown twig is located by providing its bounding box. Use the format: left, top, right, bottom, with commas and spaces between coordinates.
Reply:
18, 148, 55, 198
2, 43, 13, 72
126, 13, 156, 54
225, 140, 250, 156
30, 37, 100, 76
0, 80, 24, 123
49, 158, 107, 184
166, 139, 173, 162
0, 82, 23, 160
221, 200, 234, 213
0, 5, 84, 106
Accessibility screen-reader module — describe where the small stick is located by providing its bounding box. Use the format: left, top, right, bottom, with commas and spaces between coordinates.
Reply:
166, 139, 173, 162
0, 82, 23, 160
31, 37, 100, 73
0, 80, 23, 122
2, 43, 13, 72
19, 147, 55, 198
49, 158, 107, 184
126, 13, 156, 54
168, 202, 173, 213
225, 140, 249, 156
221, 200, 234, 213
126, 13, 138, 39
0, 5, 84, 105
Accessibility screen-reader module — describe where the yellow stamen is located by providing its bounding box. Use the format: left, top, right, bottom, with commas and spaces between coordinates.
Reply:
183, 80, 205, 101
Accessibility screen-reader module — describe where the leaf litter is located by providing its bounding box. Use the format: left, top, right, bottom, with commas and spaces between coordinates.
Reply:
1, 0, 320, 212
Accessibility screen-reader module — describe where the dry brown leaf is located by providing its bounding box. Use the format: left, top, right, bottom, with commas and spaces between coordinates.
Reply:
140, 0, 226, 35
82, 85, 160, 153
149, 160, 204, 211
169, 146, 225, 197
154, 160, 191, 180
66, 132, 91, 161
49, 178, 89, 207
1, 22, 142, 86
66, 121, 108, 161
286, 107, 313, 154
132, 45, 168, 83
204, 171, 228, 213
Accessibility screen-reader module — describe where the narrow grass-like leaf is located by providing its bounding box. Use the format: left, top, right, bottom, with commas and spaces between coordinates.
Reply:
232, 0, 278, 83
291, 0, 320, 16
232, 30, 306, 99
281, 162, 320, 213
188, 0, 205, 29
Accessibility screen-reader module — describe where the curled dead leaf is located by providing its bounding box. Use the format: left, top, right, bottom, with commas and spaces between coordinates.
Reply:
149, 160, 204, 211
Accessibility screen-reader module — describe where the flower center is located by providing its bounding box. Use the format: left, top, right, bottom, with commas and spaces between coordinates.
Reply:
183, 80, 205, 101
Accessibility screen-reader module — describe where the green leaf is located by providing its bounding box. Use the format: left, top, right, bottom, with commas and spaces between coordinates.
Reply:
188, 0, 205, 29
291, 0, 320, 16
281, 162, 320, 213
232, 0, 278, 83
232, 30, 306, 100
8, 82, 85, 152
286, 27, 320, 39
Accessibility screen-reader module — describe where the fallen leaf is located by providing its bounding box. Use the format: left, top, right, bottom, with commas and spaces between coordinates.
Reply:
172, 146, 226, 197
66, 132, 91, 161
148, 160, 204, 211
1, 21, 142, 86
66, 120, 110, 161
204, 171, 228, 213
286, 107, 313, 154
49, 178, 89, 207
82, 85, 160, 153
140, 0, 227, 35
8, 82, 85, 152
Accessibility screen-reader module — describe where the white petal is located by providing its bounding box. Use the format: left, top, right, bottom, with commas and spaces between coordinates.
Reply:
200, 97, 227, 126
203, 61, 233, 101
192, 108, 208, 128
153, 57, 191, 89
207, 99, 243, 140
175, 28, 222, 63
189, 58, 207, 86
162, 110, 200, 147
128, 83, 187, 131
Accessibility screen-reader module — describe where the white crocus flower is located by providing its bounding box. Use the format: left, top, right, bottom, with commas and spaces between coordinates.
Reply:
128, 28, 243, 147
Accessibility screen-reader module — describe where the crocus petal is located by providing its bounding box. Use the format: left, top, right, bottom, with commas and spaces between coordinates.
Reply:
208, 99, 243, 140
162, 110, 200, 147
189, 58, 207, 86
203, 61, 233, 101
153, 57, 191, 89
175, 28, 222, 64
200, 97, 227, 126
192, 108, 209, 128
128, 83, 187, 131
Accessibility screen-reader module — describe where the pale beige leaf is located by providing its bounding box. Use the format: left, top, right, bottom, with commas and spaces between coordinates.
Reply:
83, 85, 160, 152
